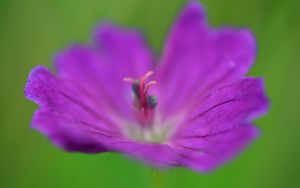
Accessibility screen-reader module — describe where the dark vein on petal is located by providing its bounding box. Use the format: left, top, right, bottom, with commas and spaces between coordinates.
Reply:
41, 78, 118, 127
186, 98, 236, 124
172, 55, 224, 109
59, 91, 119, 128
179, 125, 238, 139
51, 111, 118, 137
190, 69, 234, 110
173, 143, 208, 153
79, 120, 118, 137
37, 73, 122, 134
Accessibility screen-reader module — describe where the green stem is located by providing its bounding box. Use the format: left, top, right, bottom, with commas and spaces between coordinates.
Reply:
150, 167, 165, 188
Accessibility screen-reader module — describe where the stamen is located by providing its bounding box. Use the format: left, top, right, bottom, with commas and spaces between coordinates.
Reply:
143, 71, 154, 81
144, 80, 157, 93
123, 71, 158, 125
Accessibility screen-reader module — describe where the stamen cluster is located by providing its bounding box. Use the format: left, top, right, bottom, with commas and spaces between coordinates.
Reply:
124, 71, 158, 127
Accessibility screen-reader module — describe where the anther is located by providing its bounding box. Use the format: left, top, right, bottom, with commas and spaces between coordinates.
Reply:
146, 95, 158, 109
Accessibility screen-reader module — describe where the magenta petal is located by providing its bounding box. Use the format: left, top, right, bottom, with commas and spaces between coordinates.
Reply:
172, 123, 259, 172
25, 66, 121, 152
55, 45, 134, 119
157, 1, 256, 117
93, 23, 154, 78
176, 77, 269, 138
32, 109, 109, 153
168, 77, 268, 171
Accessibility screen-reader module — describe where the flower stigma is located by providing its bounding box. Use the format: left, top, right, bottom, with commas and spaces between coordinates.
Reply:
123, 71, 158, 129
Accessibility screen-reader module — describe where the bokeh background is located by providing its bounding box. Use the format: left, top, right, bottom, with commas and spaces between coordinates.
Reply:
1, 0, 299, 187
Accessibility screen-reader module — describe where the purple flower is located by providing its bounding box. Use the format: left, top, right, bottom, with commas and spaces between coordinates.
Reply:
25, 1, 269, 172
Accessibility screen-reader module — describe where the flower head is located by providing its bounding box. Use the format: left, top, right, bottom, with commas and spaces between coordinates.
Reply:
25, 1, 269, 172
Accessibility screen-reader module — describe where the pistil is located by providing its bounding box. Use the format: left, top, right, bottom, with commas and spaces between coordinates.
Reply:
124, 71, 158, 127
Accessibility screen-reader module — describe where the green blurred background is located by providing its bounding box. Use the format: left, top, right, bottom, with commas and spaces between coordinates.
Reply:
1, 0, 299, 187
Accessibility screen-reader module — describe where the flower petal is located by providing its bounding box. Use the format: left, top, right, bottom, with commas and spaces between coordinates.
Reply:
93, 23, 154, 78
168, 77, 268, 171
175, 77, 269, 138
157, 1, 256, 117
172, 123, 259, 172
25, 66, 122, 152
32, 109, 109, 153
55, 45, 135, 120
